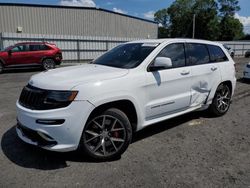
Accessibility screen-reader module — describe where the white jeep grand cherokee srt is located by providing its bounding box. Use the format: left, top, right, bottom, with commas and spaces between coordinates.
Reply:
16, 39, 236, 160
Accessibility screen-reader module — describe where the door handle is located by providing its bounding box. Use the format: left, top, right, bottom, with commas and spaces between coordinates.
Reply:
211, 67, 218, 71
181, 70, 190, 75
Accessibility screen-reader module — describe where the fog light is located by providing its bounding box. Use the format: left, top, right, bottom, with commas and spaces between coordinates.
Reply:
37, 132, 54, 142
36, 119, 65, 125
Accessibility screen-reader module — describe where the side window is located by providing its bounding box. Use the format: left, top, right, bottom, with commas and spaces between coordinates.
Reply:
29, 45, 41, 51
208, 45, 228, 62
39, 45, 50, 50
157, 43, 186, 68
11, 45, 29, 52
186, 43, 209, 65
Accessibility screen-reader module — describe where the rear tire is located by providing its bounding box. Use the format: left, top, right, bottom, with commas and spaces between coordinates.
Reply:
209, 84, 232, 117
79, 108, 132, 160
42, 59, 55, 70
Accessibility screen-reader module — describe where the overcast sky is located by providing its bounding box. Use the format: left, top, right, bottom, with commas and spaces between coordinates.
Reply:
0, 0, 249, 33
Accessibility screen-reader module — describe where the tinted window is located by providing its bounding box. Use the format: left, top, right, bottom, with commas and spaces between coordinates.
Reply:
187, 43, 209, 65
29, 45, 40, 51
208, 45, 228, 62
29, 45, 50, 51
94, 43, 157, 69
40, 45, 50, 50
157, 43, 186, 68
11, 45, 29, 52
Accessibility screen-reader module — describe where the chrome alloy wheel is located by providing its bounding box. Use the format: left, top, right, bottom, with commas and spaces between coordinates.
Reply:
83, 115, 126, 157
215, 85, 231, 113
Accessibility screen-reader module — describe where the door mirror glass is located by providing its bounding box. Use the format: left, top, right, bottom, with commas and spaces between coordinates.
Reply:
149, 57, 172, 71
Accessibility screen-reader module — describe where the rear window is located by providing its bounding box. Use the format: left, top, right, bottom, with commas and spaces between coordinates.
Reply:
208, 45, 228, 62
186, 43, 210, 65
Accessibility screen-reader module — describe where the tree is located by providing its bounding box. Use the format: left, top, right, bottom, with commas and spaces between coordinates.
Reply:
167, 0, 220, 39
154, 9, 169, 28
192, 0, 220, 40
218, 0, 240, 16
154, 9, 170, 38
219, 16, 244, 40
218, 0, 244, 40
167, 0, 194, 38
153, 0, 244, 40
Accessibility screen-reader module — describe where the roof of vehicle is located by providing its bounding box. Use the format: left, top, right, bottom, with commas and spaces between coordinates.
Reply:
128, 38, 222, 46
15, 42, 56, 46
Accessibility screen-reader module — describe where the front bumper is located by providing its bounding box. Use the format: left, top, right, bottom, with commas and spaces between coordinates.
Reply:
16, 100, 95, 152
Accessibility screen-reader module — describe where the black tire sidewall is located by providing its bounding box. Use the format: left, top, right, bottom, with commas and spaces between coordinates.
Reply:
42, 59, 55, 70
0, 62, 3, 73
209, 84, 231, 116
80, 108, 132, 160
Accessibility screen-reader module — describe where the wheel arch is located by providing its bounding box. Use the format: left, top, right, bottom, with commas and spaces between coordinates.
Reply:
206, 80, 233, 105
87, 99, 138, 132
41, 56, 55, 63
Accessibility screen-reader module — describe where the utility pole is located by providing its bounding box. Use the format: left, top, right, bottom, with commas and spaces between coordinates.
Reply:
192, 14, 196, 39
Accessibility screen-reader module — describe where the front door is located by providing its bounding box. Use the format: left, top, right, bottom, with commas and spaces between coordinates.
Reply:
7, 44, 30, 65
145, 43, 192, 120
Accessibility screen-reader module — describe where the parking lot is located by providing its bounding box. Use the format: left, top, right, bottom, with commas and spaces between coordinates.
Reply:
0, 58, 250, 188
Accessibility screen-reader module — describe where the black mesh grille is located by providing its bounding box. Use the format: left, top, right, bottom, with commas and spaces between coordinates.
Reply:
19, 85, 47, 110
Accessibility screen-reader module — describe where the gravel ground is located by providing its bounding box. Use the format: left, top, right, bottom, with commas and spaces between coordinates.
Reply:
0, 58, 250, 188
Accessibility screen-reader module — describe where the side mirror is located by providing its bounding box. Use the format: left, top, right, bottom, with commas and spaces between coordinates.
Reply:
149, 57, 172, 71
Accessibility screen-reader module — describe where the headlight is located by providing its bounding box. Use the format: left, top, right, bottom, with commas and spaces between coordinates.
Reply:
43, 90, 78, 109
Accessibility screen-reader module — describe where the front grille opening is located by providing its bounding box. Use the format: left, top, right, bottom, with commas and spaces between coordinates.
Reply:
19, 84, 47, 110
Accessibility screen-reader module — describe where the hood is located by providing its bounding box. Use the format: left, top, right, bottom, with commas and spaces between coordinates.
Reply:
29, 64, 129, 90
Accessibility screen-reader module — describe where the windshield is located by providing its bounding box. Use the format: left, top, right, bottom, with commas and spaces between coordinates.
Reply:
2, 45, 13, 51
93, 43, 158, 69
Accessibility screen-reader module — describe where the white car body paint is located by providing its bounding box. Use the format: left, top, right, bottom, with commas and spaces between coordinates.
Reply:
16, 39, 236, 152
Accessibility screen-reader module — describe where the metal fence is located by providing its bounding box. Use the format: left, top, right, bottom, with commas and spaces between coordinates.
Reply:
1, 33, 250, 62
220, 41, 250, 56
0, 32, 143, 62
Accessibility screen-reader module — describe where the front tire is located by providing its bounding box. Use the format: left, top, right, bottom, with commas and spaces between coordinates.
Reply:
80, 108, 132, 160
0, 62, 3, 74
42, 59, 55, 70
209, 84, 232, 116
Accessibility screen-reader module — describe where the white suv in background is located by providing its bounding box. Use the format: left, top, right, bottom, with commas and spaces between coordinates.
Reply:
16, 39, 236, 160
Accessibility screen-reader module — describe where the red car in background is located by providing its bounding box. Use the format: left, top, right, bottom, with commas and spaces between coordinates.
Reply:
0, 42, 62, 73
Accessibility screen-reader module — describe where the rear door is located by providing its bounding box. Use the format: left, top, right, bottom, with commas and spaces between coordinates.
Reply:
186, 43, 222, 107
28, 44, 45, 63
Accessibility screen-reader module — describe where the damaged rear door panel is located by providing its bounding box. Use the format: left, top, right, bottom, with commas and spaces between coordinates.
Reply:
186, 43, 222, 107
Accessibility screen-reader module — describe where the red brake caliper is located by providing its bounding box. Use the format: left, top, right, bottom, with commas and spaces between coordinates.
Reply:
113, 131, 119, 138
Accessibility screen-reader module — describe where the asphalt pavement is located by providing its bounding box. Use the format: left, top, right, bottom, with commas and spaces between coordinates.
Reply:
0, 58, 250, 188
